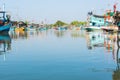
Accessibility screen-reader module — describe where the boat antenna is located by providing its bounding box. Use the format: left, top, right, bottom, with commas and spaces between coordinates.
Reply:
2, 3, 6, 19
3, 3, 5, 11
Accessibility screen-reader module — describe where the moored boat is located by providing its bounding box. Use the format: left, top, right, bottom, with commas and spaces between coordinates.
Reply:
0, 11, 12, 32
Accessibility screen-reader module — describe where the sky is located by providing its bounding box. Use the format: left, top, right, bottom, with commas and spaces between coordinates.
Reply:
0, 0, 119, 24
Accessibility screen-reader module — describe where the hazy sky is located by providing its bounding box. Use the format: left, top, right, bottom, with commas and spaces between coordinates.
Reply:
0, 0, 119, 23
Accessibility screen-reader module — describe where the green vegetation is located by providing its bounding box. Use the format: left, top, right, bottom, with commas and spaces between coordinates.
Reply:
70, 21, 87, 27
15, 20, 87, 28
24, 21, 29, 25
50, 20, 87, 27
54, 20, 67, 27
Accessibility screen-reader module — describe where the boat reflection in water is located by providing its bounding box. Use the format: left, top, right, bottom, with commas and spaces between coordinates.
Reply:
112, 32, 120, 80
86, 31, 105, 49
86, 31, 120, 80
71, 30, 85, 38
0, 29, 119, 80
9, 29, 28, 40
86, 31, 117, 52
54, 30, 66, 38
0, 32, 11, 61
9, 29, 43, 40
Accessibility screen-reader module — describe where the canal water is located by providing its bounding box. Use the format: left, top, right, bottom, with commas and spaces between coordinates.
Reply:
0, 30, 119, 80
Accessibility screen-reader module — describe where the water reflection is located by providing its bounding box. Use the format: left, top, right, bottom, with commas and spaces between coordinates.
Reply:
54, 30, 66, 38
53, 30, 86, 38
1, 29, 120, 80
112, 32, 120, 80
86, 31, 120, 80
85, 31, 117, 52
86, 31, 105, 49
9, 30, 28, 40
71, 30, 85, 38
0, 32, 11, 61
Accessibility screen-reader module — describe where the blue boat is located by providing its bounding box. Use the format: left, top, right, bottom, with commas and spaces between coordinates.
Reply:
0, 11, 12, 32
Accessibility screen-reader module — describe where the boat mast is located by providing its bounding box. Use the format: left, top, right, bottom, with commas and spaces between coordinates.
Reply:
2, 2, 5, 19
3, 3, 5, 11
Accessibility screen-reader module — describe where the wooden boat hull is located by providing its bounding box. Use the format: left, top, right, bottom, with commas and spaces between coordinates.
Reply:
101, 26, 118, 32
85, 26, 101, 31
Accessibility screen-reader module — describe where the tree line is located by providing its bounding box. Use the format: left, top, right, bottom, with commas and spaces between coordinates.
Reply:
12, 20, 87, 27
51, 20, 87, 27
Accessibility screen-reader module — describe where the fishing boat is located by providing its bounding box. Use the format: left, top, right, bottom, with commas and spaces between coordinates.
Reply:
0, 11, 12, 32
86, 3, 119, 32
54, 26, 67, 31
86, 12, 105, 31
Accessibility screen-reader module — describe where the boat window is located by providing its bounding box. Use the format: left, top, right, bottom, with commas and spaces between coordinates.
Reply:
92, 22, 96, 26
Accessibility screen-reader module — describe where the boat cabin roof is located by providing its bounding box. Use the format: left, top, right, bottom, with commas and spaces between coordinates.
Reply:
93, 14, 104, 18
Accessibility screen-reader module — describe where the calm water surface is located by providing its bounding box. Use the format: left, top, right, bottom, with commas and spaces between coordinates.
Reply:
0, 30, 119, 80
